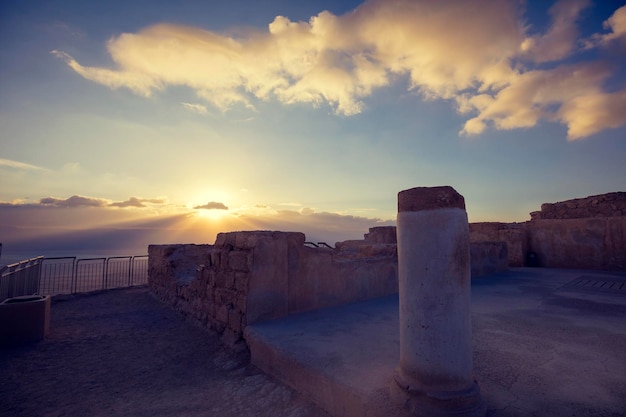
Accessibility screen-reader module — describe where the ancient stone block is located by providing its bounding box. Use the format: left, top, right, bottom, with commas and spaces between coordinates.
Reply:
215, 232, 236, 248
215, 271, 234, 289
235, 294, 247, 314
216, 304, 230, 324
220, 249, 230, 270
221, 328, 242, 346
228, 309, 243, 332
470, 242, 508, 277
235, 272, 248, 293
364, 226, 397, 244
210, 251, 221, 268
229, 251, 250, 272
215, 288, 237, 305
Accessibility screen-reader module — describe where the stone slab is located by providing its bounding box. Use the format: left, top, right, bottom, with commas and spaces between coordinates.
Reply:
245, 268, 626, 417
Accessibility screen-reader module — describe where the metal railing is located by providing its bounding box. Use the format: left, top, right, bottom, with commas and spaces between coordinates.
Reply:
0, 257, 44, 301
1, 255, 148, 301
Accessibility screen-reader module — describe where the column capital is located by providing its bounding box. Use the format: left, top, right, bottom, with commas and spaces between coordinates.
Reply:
398, 186, 465, 213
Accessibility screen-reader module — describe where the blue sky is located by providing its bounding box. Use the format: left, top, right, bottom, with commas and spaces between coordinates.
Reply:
1, 0, 625, 256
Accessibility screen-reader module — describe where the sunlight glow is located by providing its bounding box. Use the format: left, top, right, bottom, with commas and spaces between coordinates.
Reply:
193, 207, 229, 220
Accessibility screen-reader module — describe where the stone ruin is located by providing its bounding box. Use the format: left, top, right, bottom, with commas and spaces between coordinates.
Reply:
148, 191, 625, 351
531, 191, 626, 220
148, 229, 506, 350
471, 191, 626, 270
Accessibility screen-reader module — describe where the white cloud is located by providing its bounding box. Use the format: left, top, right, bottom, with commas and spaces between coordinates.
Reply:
181, 102, 209, 115
0, 158, 49, 171
520, 0, 591, 62
53, 0, 626, 139
459, 62, 624, 140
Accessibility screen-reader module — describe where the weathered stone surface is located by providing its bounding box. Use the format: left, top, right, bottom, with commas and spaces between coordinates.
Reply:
149, 191, 625, 353
469, 222, 527, 267
470, 193, 626, 271
535, 192, 626, 219
470, 242, 508, 277
527, 218, 626, 269
364, 226, 397, 244
228, 309, 243, 332
229, 251, 250, 272
398, 186, 465, 212
394, 187, 485, 416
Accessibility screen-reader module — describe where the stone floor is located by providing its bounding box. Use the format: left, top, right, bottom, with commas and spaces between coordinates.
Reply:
245, 268, 626, 417
0, 287, 330, 417
2, 268, 625, 417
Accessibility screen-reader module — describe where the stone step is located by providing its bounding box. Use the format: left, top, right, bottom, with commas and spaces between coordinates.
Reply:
244, 295, 407, 417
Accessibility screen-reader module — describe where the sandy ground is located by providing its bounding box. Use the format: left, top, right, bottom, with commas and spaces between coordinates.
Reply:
0, 287, 330, 417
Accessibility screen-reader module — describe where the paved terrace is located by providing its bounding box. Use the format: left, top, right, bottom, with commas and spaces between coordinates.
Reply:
1, 268, 625, 417
0, 287, 329, 417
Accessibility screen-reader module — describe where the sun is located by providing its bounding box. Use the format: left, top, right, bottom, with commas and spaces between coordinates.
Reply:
193, 207, 229, 220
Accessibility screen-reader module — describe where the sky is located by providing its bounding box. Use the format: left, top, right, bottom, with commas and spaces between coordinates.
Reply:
1, 0, 625, 258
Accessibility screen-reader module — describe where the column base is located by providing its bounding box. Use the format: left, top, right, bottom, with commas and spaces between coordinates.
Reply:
391, 369, 486, 417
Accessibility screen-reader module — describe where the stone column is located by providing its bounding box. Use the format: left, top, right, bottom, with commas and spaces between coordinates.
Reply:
392, 186, 485, 417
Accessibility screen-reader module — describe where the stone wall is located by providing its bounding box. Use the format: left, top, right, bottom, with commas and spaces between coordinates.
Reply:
149, 242, 250, 348
470, 242, 508, 278
469, 223, 527, 267
148, 227, 508, 348
148, 230, 399, 348
531, 192, 626, 220
526, 218, 626, 270
469, 192, 626, 271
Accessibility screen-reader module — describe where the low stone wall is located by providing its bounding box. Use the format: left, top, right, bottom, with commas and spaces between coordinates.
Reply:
531, 192, 626, 220
469, 196, 626, 271
148, 227, 508, 348
148, 230, 399, 348
469, 223, 527, 267
470, 242, 508, 278
527, 218, 626, 270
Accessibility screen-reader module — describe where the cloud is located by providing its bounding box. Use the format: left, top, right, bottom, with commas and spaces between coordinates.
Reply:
181, 102, 209, 115
0, 158, 49, 171
458, 62, 626, 139
2, 195, 169, 209
53, 0, 626, 139
40, 195, 109, 208
520, 0, 591, 63
193, 201, 229, 210
51, 50, 161, 96
585, 5, 626, 48
109, 196, 168, 208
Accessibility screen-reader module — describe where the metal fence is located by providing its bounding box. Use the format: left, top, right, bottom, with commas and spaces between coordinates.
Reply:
1, 255, 148, 301
0, 257, 44, 301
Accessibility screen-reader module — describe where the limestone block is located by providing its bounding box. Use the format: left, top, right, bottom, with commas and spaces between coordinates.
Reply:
234, 273, 248, 293
469, 222, 527, 267
364, 226, 397, 244
215, 288, 237, 305
210, 251, 221, 269
215, 271, 235, 289
217, 304, 229, 324
236, 294, 247, 313
470, 242, 508, 277
221, 328, 242, 346
229, 251, 250, 272
527, 217, 626, 270
228, 309, 243, 332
